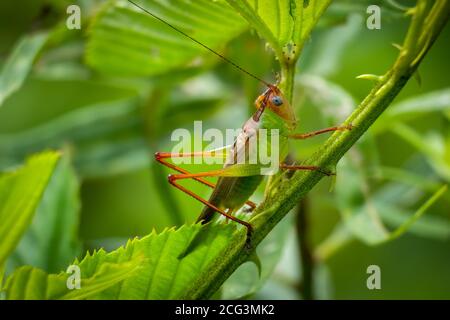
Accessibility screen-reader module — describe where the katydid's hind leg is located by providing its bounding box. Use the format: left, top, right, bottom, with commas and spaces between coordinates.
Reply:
156, 152, 217, 189
155, 151, 257, 209
280, 164, 335, 176
155, 151, 224, 188
289, 124, 353, 140
167, 172, 253, 247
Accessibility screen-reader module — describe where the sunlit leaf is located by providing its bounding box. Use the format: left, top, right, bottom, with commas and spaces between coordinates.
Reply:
5, 223, 245, 299
225, 0, 332, 60
3, 260, 141, 300
0, 151, 60, 266
86, 0, 248, 76
7, 153, 82, 274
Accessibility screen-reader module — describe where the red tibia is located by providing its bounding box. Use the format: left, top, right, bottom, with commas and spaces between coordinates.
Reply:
289, 124, 353, 140
167, 173, 253, 237
155, 152, 256, 210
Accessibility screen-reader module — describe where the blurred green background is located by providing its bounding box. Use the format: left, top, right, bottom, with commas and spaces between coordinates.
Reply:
0, 0, 449, 299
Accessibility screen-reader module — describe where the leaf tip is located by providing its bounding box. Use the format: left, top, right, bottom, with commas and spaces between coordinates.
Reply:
356, 74, 383, 82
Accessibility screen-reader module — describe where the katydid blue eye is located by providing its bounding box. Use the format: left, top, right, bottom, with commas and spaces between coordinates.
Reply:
272, 96, 283, 106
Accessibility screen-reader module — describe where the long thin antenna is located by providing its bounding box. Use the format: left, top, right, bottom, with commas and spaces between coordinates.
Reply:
127, 0, 270, 87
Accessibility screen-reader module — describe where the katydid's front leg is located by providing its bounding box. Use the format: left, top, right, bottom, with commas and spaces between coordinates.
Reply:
289, 124, 353, 140
283, 125, 353, 177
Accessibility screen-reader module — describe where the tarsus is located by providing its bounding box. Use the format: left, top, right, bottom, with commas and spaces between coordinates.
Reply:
127, 0, 270, 87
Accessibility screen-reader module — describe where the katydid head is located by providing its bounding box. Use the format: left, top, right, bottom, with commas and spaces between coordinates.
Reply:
254, 85, 297, 128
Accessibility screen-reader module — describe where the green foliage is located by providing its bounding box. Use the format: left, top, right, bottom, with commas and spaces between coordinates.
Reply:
225, 0, 332, 99
296, 74, 449, 260
225, 0, 332, 61
2, 214, 290, 299
86, 0, 248, 76
242, 0, 450, 298
0, 0, 449, 300
0, 79, 141, 177
7, 152, 82, 274
0, 32, 48, 107
4, 224, 237, 299
3, 260, 141, 300
221, 214, 293, 299
373, 89, 450, 180
0, 151, 60, 266
381, 89, 450, 122
336, 155, 447, 244
390, 123, 450, 181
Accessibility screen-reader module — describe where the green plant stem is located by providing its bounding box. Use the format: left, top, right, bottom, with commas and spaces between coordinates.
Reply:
280, 48, 311, 298
280, 61, 296, 104
182, 0, 450, 299
296, 198, 314, 300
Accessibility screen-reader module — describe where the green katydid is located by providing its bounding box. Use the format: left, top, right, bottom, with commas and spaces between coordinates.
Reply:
128, 0, 352, 245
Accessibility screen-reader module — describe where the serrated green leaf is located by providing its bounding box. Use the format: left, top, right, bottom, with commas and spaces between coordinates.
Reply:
5, 223, 244, 299
26, 214, 291, 300
7, 152, 82, 274
225, 0, 332, 61
86, 0, 248, 76
0, 151, 60, 266
3, 260, 141, 300
0, 32, 48, 107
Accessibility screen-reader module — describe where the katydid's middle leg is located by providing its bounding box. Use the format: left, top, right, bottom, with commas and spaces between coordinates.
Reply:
289, 124, 353, 140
